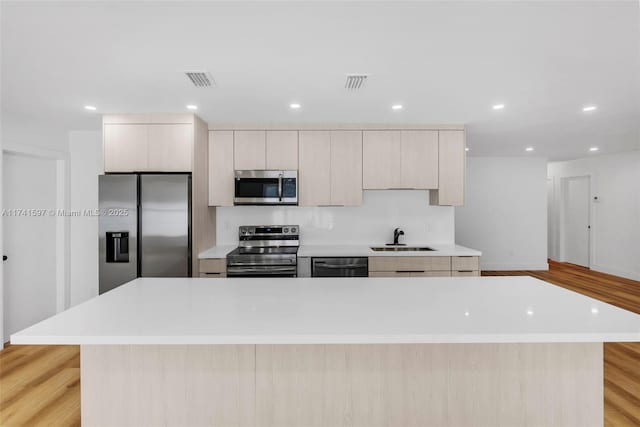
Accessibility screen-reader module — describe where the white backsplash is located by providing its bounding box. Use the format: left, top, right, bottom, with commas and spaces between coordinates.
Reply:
216, 190, 454, 245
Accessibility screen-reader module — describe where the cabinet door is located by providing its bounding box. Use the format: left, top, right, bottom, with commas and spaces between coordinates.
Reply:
362, 131, 401, 189
401, 130, 438, 189
234, 130, 266, 170
298, 131, 331, 206
147, 124, 193, 172
208, 131, 235, 206
104, 124, 148, 172
430, 130, 465, 206
330, 131, 362, 206
266, 131, 298, 170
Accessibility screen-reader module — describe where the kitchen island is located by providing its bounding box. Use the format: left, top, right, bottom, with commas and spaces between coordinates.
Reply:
12, 277, 640, 427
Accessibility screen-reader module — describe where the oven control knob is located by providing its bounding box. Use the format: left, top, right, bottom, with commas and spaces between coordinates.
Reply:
291, 227, 297, 233
283, 227, 289, 233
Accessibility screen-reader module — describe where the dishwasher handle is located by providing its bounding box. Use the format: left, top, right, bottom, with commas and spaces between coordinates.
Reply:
314, 262, 365, 269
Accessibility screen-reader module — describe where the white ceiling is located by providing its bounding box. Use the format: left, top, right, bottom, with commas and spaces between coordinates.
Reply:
1, 1, 639, 160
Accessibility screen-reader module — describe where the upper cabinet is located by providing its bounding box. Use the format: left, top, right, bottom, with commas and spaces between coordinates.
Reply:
233, 130, 299, 170
147, 124, 193, 172
330, 131, 362, 206
103, 115, 194, 173
429, 130, 465, 206
266, 131, 298, 170
208, 131, 235, 207
400, 130, 438, 189
363, 131, 401, 189
299, 131, 331, 206
299, 130, 362, 207
206, 125, 465, 207
363, 130, 438, 190
233, 131, 266, 170
104, 124, 149, 172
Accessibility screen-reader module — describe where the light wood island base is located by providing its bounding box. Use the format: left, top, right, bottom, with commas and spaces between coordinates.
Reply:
81, 343, 603, 427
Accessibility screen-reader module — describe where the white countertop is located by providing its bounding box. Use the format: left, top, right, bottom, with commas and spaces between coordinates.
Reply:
198, 245, 236, 259
199, 244, 481, 259
12, 276, 640, 345
297, 244, 481, 257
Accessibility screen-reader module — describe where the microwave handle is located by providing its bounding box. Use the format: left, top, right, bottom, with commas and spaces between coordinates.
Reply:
278, 173, 283, 201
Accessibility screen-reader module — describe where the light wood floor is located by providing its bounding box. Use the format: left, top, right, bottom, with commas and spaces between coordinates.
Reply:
0, 261, 638, 427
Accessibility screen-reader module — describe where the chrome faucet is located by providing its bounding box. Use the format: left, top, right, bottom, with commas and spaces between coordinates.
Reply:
392, 228, 405, 246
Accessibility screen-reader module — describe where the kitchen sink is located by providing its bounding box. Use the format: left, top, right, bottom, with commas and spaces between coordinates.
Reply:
370, 246, 435, 252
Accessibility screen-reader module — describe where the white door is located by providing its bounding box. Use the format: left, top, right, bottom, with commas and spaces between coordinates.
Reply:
3, 152, 58, 341
564, 176, 590, 267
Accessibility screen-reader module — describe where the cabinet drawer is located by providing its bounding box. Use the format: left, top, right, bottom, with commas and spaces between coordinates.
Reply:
369, 256, 451, 272
452, 270, 480, 277
199, 272, 227, 278
451, 256, 479, 271
199, 259, 226, 274
369, 271, 451, 278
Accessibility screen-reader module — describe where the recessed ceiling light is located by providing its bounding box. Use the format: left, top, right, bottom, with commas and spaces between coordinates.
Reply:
84, 105, 97, 111
589, 147, 599, 152
492, 104, 505, 110
465, 147, 470, 152
391, 104, 403, 110
582, 105, 597, 112
290, 103, 301, 109
526, 309, 534, 316
525, 147, 534, 152
186, 104, 198, 110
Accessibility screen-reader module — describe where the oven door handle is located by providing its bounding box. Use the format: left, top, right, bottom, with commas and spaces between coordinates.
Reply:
278, 173, 283, 201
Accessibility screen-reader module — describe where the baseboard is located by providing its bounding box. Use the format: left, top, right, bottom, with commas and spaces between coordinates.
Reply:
590, 264, 640, 281
480, 263, 549, 271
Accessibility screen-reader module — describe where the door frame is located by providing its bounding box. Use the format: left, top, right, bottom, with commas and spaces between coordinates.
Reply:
558, 175, 592, 267
1, 142, 70, 347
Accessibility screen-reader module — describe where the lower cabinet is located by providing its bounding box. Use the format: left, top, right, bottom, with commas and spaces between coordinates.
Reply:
368, 256, 480, 277
369, 256, 451, 277
451, 256, 480, 276
199, 259, 226, 278
369, 271, 451, 278
452, 270, 480, 277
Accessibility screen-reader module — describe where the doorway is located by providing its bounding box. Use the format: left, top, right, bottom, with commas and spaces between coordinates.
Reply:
562, 176, 591, 267
2, 151, 60, 342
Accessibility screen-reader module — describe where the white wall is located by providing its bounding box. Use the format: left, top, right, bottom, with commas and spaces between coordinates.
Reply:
0, 112, 71, 345
455, 157, 548, 270
69, 131, 102, 305
2, 111, 69, 152
548, 151, 640, 280
216, 190, 455, 246
3, 153, 58, 340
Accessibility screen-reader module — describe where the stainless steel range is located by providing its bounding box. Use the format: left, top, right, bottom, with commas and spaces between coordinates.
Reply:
226, 225, 299, 277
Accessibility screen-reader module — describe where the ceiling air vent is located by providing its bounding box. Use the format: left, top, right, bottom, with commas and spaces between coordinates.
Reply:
184, 71, 215, 88
345, 74, 368, 90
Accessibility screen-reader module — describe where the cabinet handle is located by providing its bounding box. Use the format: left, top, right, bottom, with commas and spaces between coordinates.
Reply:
396, 270, 425, 273
317, 205, 345, 207
457, 270, 473, 273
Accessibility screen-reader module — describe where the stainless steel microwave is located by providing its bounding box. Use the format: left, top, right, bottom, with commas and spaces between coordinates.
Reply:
234, 170, 298, 205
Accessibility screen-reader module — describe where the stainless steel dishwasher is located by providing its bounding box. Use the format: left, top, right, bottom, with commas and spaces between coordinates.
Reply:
311, 257, 368, 277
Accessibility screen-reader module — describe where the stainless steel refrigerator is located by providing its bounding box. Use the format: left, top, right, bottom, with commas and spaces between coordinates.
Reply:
99, 174, 191, 294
